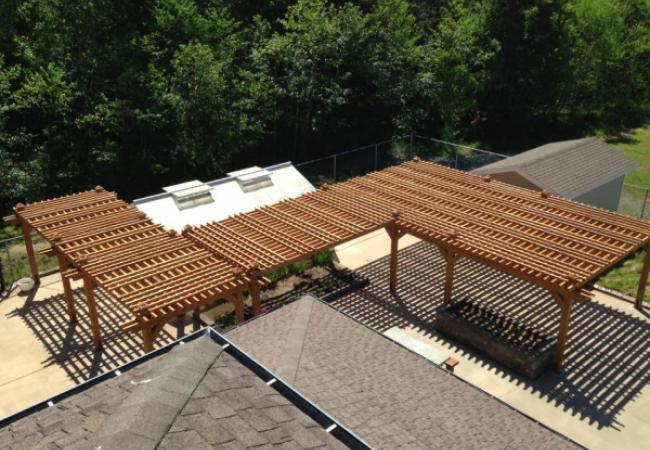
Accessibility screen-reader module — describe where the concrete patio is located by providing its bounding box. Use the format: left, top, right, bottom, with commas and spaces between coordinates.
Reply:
333, 231, 650, 450
0, 229, 647, 450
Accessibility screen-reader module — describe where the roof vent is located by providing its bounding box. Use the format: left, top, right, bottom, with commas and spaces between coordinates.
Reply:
227, 166, 274, 193
163, 180, 214, 210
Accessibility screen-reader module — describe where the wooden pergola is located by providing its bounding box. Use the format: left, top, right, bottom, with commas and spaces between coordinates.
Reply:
185, 159, 650, 371
7, 159, 650, 370
3, 188, 262, 351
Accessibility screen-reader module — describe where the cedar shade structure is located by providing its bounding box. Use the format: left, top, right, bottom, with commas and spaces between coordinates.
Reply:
185, 159, 650, 372
6, 159, 650, 371
3, 188, 262, 352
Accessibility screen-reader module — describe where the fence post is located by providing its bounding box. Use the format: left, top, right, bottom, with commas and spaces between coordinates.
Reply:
410, 133, 414, 158
454, 148, 459, 169
374, 144, 378, 171
333, 155, 337, 182
641, 189, 650, 219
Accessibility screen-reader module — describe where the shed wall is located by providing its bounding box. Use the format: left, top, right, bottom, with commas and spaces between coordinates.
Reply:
573, 176, 625, 211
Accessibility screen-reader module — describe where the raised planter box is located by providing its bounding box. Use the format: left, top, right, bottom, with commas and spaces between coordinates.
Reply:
434, 299, 554, 379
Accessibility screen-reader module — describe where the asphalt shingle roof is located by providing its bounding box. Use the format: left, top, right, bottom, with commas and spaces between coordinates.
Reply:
474, 137, 638, 198
228, 296, 579, 450
0, 336, 346, 450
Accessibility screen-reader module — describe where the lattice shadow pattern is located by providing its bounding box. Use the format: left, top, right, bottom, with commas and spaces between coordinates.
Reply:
6, 287, 174, 383
330, 241, 650, 429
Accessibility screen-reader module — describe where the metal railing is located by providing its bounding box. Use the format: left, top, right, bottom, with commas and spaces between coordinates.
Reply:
294, 133, 508, 186
0, 233, 58, 293
2, 132, 648, 290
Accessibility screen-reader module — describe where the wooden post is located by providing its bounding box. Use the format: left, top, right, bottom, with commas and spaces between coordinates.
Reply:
635, 246, 650, 310
442, 250, 458, 304
250, 281, 261, 316
176, 317, 185, 338
142, 325, 153, 353
387, 211, 403, 293
553, 293, 574, 372
20, 222, 40, 283
192, 309, 201, 331
248, 265, 262, 316
234, 291, 245, 324
82, 274, 103, 351
57, 253, 76, 322
389, 228, 399, 292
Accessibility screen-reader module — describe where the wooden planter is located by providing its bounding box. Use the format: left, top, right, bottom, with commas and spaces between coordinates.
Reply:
434, 299, 554, 379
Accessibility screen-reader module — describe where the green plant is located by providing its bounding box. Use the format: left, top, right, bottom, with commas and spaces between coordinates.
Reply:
311, 251, 332, 266
214, 312, 236, 329
265, 267, 289, 283
288, 260, 310, 274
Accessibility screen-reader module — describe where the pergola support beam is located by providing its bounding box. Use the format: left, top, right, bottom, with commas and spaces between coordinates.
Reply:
57, 253, 76, 323
441, 249, 460, 304
20, 221, 40, 283
82, 275, 103, 351
386, 218, 406, 292
233, 291, 245, 324
551, 292, 575, 372
635, 245, 650, 310
248, 265, 263, 316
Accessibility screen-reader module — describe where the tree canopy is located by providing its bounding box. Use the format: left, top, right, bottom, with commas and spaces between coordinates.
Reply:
1, 0, 649, 214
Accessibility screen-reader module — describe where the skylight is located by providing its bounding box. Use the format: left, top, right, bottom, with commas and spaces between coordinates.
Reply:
227, 166, 274, 192
163, 180, 214, 210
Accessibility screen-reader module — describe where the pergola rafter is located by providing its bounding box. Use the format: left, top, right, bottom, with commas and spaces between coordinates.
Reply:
7, 159, 650, 369
186, 159, 650, 371
5, 187, 252, 352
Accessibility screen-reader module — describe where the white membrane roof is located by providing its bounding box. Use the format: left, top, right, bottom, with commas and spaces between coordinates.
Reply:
134, 162, 315, 232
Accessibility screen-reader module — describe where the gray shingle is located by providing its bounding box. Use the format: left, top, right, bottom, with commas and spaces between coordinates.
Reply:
474, 137, 638, 197
1, 335, 343, 450
228, 296, 579, 450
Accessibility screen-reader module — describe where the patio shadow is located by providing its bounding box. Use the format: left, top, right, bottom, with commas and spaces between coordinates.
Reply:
330, 241, 650, 430
6, 287, 174, 383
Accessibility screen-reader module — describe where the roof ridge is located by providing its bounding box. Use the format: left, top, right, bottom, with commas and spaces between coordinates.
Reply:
83, 338, 222, 450
526, 137, 598, 165
274, 295, 316, 384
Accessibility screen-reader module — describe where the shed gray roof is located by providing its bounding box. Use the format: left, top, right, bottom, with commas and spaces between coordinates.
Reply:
228, 296, 579, 450
473, 137, 638, 198
0, 336, 346, 450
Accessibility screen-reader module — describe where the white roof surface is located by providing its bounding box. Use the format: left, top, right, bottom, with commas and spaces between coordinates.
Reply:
134, 162, 315, 232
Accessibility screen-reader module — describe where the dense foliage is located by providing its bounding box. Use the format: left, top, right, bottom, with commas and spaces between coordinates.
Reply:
1, 0, 649, 213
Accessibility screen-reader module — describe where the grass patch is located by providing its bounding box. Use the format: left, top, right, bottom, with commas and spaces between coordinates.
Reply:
0, 232, 58, 284
598, 125, 650, 302
609, 125, 650, 187
597, 251, 648, 303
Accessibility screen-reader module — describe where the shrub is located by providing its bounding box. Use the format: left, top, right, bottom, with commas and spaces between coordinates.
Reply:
265, 267, 289, 283
312, 251, 332, 266
288, 260, 310, 274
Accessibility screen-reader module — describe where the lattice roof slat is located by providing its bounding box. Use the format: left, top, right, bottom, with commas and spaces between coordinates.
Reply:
187, 160, 650, 298
367, 169, 625, 259
394, 165, 642, 247
13, 189, 246, 331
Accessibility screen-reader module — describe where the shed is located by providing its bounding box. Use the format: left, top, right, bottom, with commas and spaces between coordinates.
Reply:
134, 162, 315, 232
473, 137, 638, 210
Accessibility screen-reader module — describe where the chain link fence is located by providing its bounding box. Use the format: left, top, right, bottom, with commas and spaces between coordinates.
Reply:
618, 183, 650, 220
295, 133, 508, 186
2, 132, 648, 290
1, 232, 58, 293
